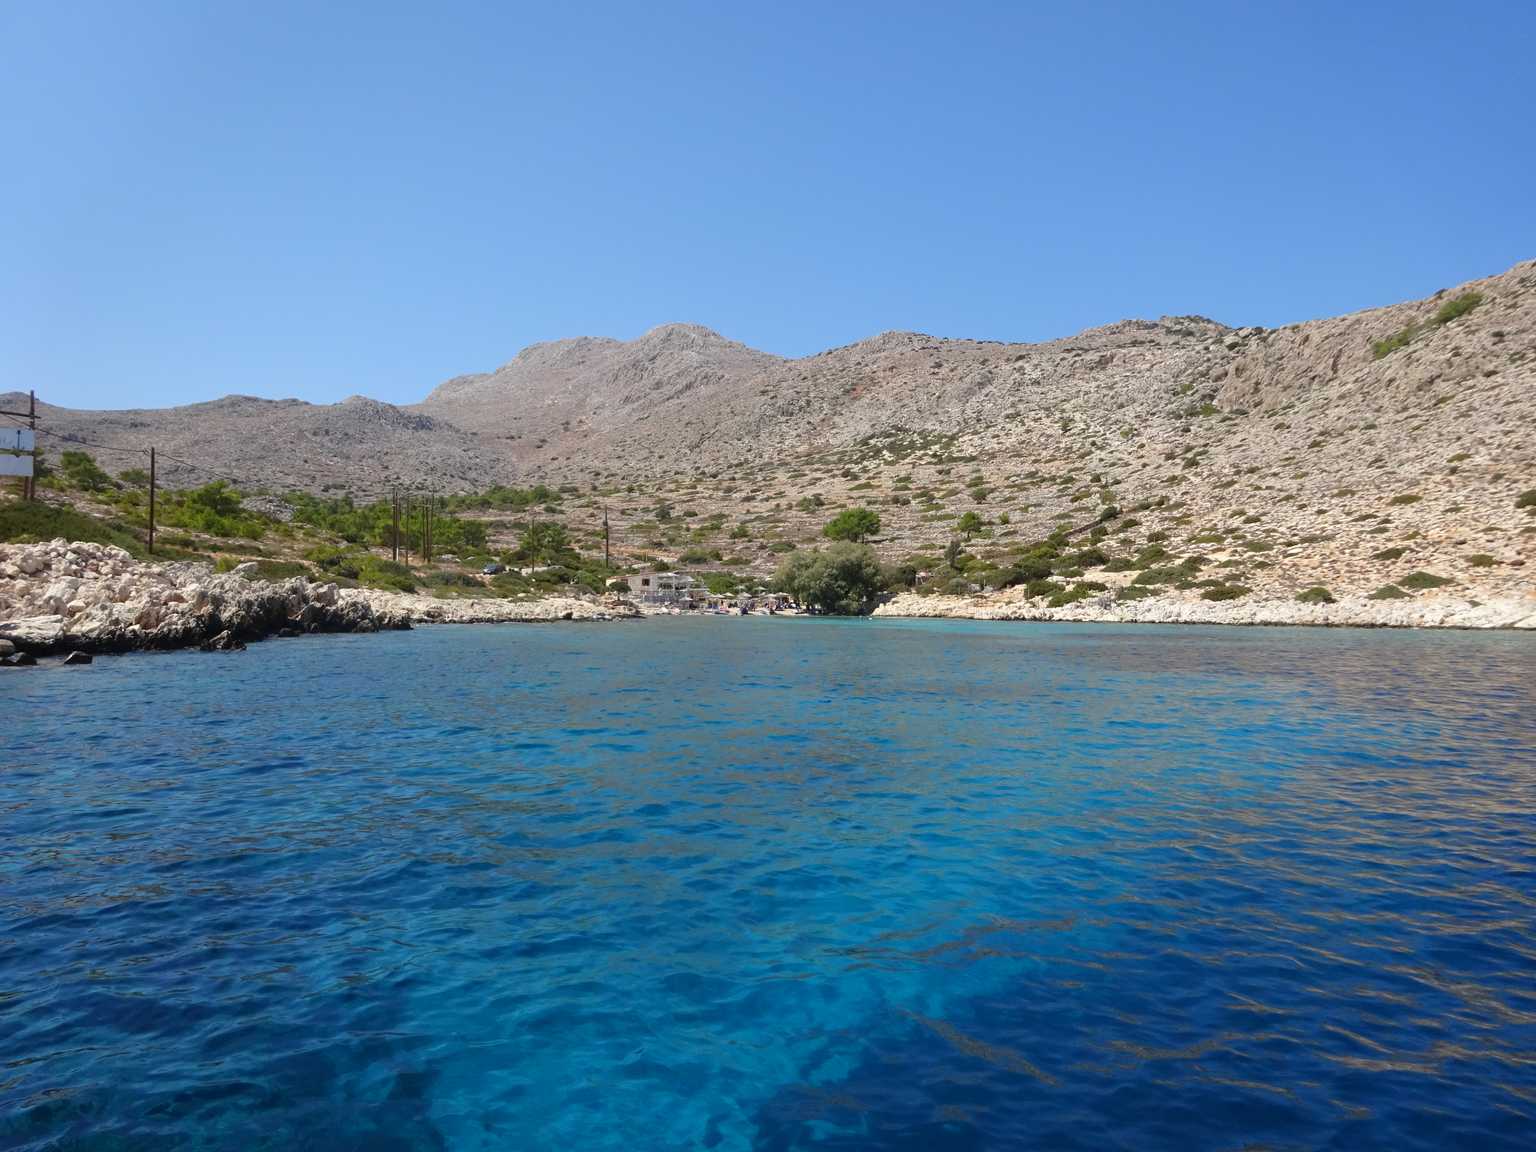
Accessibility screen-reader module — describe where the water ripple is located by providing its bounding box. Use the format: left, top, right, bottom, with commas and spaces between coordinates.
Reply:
2, 619, 1534, 1151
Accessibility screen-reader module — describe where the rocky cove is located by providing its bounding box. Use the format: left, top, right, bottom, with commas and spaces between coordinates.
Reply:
0, 540, 635, 661
4, 538, 1533, 668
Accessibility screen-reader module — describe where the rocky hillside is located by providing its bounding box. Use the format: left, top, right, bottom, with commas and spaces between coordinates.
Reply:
7, 260, 1535, 624
8, 394, 499, 494
13, 259, 1533, 494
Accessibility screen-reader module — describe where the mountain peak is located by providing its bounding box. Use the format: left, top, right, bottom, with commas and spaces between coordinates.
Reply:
636, 322, 728, 345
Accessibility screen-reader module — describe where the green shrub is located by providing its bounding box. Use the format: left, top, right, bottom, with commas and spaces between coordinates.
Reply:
1000, 558, 1054, 586
1296, 586, 1335, 605
1065, 546, 1108, 568
159, 481, 269, 540
305, 545, 361, 579
0, 500, 144, 554
1388, 493, 1421, 506
1399, 570, 1452, 590
1133, 561, 1200, 586
1371, 546, 1408, 561
57, 450, 115, 492
243, 559, 310, 582
1465, 554, 1497, 568
1200, 584, 1250, 601
701, 571, 742, 595
1517, 489, 1536, 510
1024, 578, 1062, 598
1368, 584, 1409, 600
1115, 584, 1160, 602
1431, 291, 1482, 325
490, 570, 533, 595
1373, 323, 1419, 359
1048, 585, 1092, 608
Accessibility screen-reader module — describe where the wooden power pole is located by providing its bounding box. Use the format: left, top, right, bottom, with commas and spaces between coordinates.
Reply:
26, 390, 35, 501
147, 447, 156, 555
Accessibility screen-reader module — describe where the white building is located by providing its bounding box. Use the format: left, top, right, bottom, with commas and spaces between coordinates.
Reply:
630, 571, 702, 605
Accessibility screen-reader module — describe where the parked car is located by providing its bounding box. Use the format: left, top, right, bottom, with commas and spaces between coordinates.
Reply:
482, 562, 504, 575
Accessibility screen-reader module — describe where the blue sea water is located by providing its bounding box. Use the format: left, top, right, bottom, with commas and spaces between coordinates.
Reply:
3, 618, 1535, 1151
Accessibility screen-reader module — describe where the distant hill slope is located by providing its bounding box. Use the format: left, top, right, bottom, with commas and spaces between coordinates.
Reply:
9, 394, 498, 493
9, 258, 1534, 496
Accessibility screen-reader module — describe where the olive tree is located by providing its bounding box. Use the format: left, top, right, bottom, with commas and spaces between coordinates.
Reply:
772, 542, 883, 614
822, 506, 882, 543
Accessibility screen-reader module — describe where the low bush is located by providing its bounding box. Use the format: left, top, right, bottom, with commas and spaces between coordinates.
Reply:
1368, 583, 1410, 600
1296, 586, 1335, 605
0, 500, 144, 554
1133, 560, 1201, 586
1399, 570, 1452, 590
1373, 323, 1419, 359
1000, 558, 1054, 586
1431, 291, 1482, 325
1200, 584, 1250, 601
1064, 546, 1108, 568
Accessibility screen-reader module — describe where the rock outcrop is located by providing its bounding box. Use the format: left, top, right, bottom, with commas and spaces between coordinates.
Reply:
0, 540, 411, 656
0, 540, 641, 659
873, 588, 1536, 630
346, 588, 638, 624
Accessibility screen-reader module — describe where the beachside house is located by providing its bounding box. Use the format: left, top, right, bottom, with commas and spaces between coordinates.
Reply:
631, 571, 703, 605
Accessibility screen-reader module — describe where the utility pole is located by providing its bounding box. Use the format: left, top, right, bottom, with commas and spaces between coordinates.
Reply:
391, 486, 399, 562
603, 504, 610, 569
26, 390, 35, 501
148, 447, 156, 554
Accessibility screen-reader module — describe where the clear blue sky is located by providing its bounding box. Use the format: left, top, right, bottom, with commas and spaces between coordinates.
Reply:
4, 1, 1533, 409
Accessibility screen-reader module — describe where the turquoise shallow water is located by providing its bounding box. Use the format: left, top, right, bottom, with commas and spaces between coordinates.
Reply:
3, 617, 1535, 1151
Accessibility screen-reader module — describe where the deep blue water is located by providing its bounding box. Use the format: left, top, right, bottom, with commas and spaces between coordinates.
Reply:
4, 618, 1535, 1151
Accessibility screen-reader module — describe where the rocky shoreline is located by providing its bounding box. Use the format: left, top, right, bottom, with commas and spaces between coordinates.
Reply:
873, 589, 1536, 630
0, 540, 636, 661
4, 539, 1532, 666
